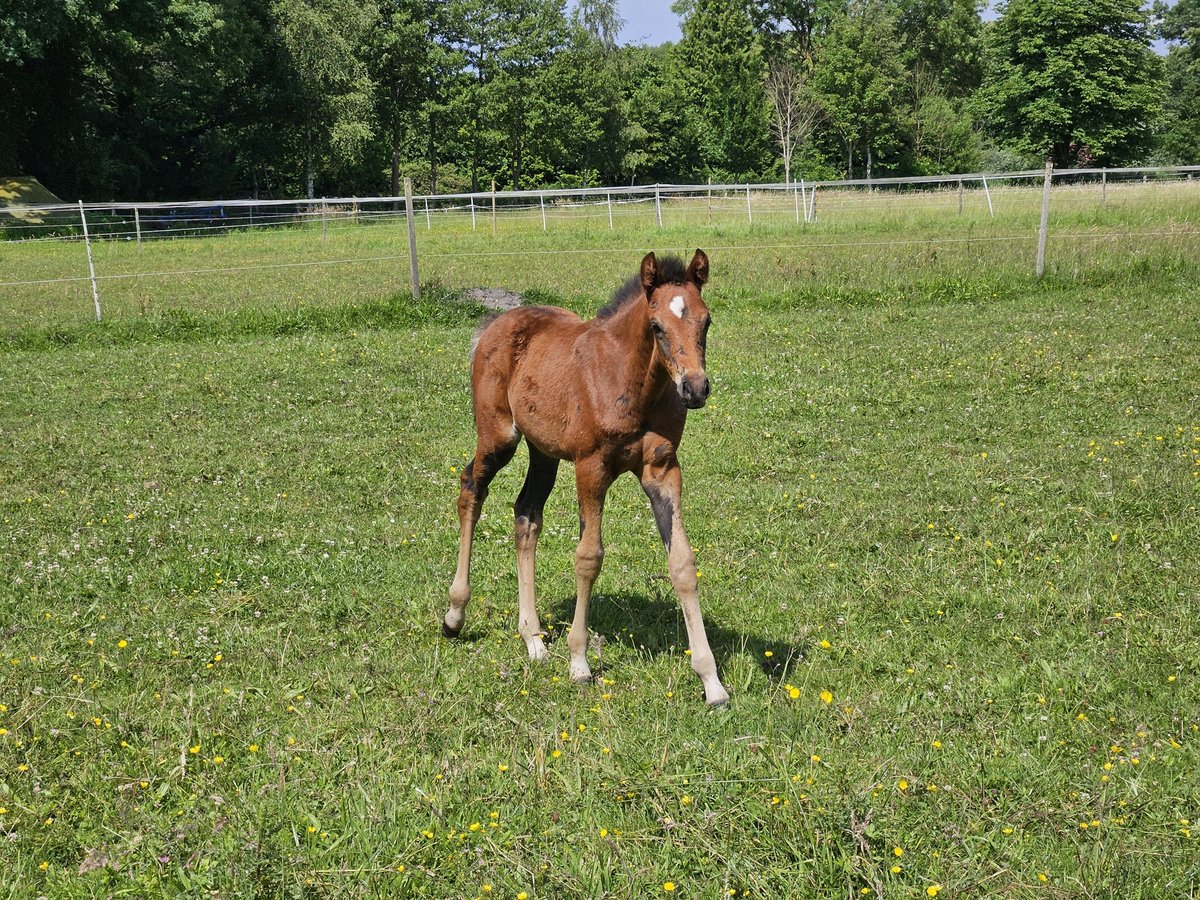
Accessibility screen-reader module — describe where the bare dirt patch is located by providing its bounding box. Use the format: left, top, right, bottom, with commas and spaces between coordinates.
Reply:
460, 288, 525, 311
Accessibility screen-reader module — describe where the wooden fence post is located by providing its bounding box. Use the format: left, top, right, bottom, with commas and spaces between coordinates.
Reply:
404, 177, 420, 301
491, 179, 497, 237
134, 207, 142, 249
607, 191, 613, 229
982, 176, 994, 218
78, 201, 102, 322
655, 184, 662, 227
540, 193, 547, 231
1036, 162, 1053, 279
957, 179, 964, 215
746, 184, 752, 225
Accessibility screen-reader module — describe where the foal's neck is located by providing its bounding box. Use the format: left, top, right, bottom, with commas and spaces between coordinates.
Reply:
596, 293, 670, 409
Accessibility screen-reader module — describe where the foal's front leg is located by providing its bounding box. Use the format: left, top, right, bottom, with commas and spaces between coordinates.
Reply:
566, 457, 611, 683
640, 454, 730, 706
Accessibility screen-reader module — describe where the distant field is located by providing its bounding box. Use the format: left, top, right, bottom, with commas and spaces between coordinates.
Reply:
1, 184, 1198, 896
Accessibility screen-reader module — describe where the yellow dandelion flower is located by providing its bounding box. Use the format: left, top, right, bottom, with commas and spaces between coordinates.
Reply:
927, 886, 942, 897
518, 893, 529, 900
820, 690, 833, 705
39, 861, 49, 871
118, 640, 128, 649
663, 883, 676, 893
898, 779, 909, 791
893, 847, 903, 857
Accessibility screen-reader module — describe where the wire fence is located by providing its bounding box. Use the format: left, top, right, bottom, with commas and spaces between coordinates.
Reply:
2, 165, 1198, 329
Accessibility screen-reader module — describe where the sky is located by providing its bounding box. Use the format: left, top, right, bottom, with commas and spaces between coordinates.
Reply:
588, 1, 1168, 53
616, 0, 682, 45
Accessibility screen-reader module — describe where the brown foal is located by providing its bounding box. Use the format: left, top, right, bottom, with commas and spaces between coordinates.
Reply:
444, 249, 729, 706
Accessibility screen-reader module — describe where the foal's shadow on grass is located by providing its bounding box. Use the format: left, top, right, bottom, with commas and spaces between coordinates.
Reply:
545, 589, 805, 682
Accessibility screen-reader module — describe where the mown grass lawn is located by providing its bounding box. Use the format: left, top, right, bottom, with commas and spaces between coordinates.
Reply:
1, 197, 1198, 897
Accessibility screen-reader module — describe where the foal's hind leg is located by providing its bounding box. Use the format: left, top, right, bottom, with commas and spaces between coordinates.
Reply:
445, 430, 518, 638
514, 445, 560, 662
566, 456, 612, 683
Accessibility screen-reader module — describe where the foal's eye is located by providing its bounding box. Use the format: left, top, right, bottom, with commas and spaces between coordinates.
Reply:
651, 321, 665, 336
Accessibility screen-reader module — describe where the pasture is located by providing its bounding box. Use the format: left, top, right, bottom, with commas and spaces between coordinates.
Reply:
1, 185, 1199, 897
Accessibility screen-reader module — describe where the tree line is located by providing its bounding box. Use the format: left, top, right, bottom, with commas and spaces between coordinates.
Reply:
1, 0, 1195, 201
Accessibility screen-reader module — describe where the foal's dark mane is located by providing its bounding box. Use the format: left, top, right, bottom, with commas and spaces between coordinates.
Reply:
595, 254, 689, 320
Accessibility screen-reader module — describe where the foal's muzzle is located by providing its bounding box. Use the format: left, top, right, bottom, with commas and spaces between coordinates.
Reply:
680, 373, 711, 409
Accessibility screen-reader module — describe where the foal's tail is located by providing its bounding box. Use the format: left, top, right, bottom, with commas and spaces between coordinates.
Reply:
467, 313, 502, 397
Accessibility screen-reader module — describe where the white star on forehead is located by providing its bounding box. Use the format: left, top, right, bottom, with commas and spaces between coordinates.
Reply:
670, 295, 686, 318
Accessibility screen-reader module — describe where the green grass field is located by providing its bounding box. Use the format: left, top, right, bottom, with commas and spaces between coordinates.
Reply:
1, 183, 1199, 897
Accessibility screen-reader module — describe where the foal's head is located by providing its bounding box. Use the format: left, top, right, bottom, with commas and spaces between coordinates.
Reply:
641, 249, 712, 408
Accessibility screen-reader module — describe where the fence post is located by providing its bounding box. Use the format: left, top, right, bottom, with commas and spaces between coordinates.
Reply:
134, 207, 142, 249
607, 191, 613, 229
404, 177, 420, 301
491, 179, 497, 237
1036, 161, 1053, 279
746, 185, 752, 225
321, 197, 327, 241
540, 193, 547, 231
982, 176, 994, 218
425, 198, 431, 230
809, 186, 817, 223
655, 184, 662, 227
470, 198, 476, 231
78, 201, 102, 323
957, 179, 964, 215
793, 179, 800, 224
1101, 170, 1107, 205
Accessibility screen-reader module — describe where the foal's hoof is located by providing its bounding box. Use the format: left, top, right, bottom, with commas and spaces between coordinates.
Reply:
441, 619, 462, 639
705, 689, 731, 708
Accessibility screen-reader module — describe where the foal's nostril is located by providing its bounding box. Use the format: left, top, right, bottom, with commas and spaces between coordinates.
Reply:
680, 374, 710, 408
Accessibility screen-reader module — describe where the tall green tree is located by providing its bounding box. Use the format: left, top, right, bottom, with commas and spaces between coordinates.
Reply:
673, 0, 772, 179
893, 0, 984, 96
1155, 0, 1200, 162
271, 0, 376, 198
487, 0, 570, 189
813, 1, 907, 179
977, 0, 1164, 166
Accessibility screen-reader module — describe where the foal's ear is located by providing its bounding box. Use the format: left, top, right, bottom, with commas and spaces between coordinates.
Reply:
687, 249, 709, 286
640, 252, 659, 292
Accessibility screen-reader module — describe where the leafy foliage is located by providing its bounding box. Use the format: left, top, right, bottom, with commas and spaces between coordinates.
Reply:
977, 0, 1164, 166
0, 0, 1186, 199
